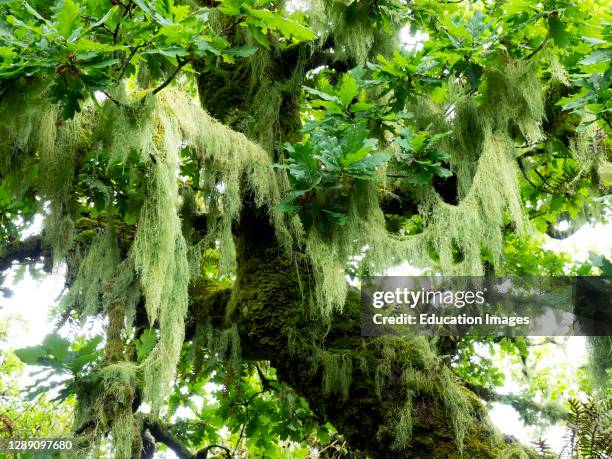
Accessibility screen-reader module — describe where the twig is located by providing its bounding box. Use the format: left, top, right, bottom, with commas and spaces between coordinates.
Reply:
102, 90, 125, 107
145, 420, 194, 459
255, 364, 279, 391
516, 157, 552, 194
231, 388, 267, 455
194, 444, 231, 459
152, 58, 188, 95
232, 420, 248, 457
118, 43, 150, 80
147, 420, 231, 458
318, 439, 339, 455
526, 36, 549, 60
464, 382, 568, 423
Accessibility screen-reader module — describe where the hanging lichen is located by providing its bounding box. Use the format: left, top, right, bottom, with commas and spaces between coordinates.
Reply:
308, 0, 402, 64
288, 320, 482, 452
0, 54, 582, 456
190, 321, 242, 376
72, 362, 140, 458
372, 336, 475, 451
300, 60, 541, 319
0, 80, 294, 436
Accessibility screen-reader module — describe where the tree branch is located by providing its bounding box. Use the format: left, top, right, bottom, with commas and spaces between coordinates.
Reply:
145, 420, 195, 459
546, 221, 583, 240
0, 236, 48, 273
526, 36, 549, 60
152, 58, 188, 95
145, 419, 230, 459
464, 382, 568, 424
194, 445, 231, 459
183, 197, 538, 457
516, 157, 553, 194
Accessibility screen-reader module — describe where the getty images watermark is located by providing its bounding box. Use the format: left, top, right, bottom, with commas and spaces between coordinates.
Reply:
361, 276, 611, 336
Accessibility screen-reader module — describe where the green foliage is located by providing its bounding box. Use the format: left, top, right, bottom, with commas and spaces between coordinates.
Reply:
559, 23, 612, 133
0, 0, 262, 117
0, 339, 73, 442
218, 0, 315, 49
169, 343, 336, 457
393, 126, 453, 185
278, 122, 388, 228
564, 397, 612, 458
134, 328, 157, 363
501, 234, 595, 276
14, 332, 103, 401
369, 49, 446, 110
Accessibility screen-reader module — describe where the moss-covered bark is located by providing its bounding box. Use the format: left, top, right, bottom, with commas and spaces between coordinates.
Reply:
190, 40, 538, 458
187, 201, 535, 458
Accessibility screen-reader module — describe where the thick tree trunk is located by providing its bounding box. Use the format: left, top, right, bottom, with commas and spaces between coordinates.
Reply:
192, 52, 533, 458
187, 200, 532, 458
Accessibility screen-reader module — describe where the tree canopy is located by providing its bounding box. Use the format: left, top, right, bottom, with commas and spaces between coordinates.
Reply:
0, 0, 610, 457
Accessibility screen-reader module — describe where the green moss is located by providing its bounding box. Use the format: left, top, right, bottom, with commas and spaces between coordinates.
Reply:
224, 213, 515, 456
75, 229, 100, 244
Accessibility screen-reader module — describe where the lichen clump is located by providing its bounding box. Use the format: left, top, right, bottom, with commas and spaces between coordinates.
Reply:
0, 84, 288, 409
302, 61, 542, 314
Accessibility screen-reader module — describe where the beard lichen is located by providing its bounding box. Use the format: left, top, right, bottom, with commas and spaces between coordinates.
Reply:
308, 0, 402, 64
301, 61, 541, 321
0, 82, 291, 452
72, 362, 140, 458
0, 55, 596, 456
372, 336, 475, 451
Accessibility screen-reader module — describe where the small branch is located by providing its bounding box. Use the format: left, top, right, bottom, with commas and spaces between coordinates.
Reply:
318, 439, 339, 455
531, 167, 555, 191
231, 386, 270, 456
526, 36, 549, 60
82, 16, 114, 35
145, 420, 194, 459
194, 444, 231, 459
112, 23, 121, 44
546, 222, 582, 240
152, 58, 188, 95
232, 421, 248, 457
464, 382, 568, 423
145, 420, 231, 459
516, 157, 552, 194
118, 43, 150, 80
255, 364, 279, 391
102, 90, 127, 108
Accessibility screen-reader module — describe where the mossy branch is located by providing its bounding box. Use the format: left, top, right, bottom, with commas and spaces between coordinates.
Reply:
0, 236, 49, 273
182, 199, 539, 458
145, 419, 231, 459
145, 420, 194, 458
464, 382, 568, 424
